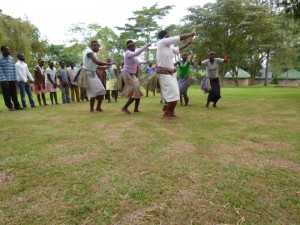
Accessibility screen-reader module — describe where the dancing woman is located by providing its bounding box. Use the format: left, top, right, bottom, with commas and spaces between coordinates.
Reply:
120, 40, 151, 114
198, 51, 228, 108
156, 28, 195, 119
175, 52, 194, 106
33, 59, 48, 106
82, 40, 113, 112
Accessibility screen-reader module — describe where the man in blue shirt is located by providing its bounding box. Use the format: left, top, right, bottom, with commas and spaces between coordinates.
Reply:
0, 45, 22, 111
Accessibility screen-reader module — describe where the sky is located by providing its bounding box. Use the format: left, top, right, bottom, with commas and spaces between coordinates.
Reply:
0, 0, 213, 45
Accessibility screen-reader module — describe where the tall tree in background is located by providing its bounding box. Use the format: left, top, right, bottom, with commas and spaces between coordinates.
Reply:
0, 10, 47, 69
46, 44, 79, 66
185, 0, 248, 85
68, 23, 121, 65
185, 0, 286, 85
240, 3, 284, 85
116, 3, 174, 61
275, 0, 300, 72
277, 0, 300, 19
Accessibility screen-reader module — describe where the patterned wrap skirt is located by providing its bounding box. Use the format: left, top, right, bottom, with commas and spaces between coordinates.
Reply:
119, 72, 143, 99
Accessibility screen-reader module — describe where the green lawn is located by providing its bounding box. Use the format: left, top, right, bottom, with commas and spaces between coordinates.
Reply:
0, 85, 299, 225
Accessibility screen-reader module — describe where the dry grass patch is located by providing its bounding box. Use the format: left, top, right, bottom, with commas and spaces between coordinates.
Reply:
1, 186, 71, 224
0, 132, 14, 142
0, 169, 14, 187
207, 141, 300, 172
170, 140, 199, 155
57, 152, 99, 165
111, 187, 236, 225
262, 158, 300, 173
111, 205, 158, 225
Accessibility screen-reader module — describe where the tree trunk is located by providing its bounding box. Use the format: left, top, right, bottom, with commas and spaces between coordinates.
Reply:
264, 50, 270, 86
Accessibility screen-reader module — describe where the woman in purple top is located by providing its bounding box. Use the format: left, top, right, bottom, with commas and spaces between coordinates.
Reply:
120, 40, 151, 114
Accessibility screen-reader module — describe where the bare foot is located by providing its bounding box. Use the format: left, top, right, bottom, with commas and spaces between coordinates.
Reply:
96, 108, 103, 112
134, 109, 140, 112
122, 108, 131, 114
162, 114, 172, 120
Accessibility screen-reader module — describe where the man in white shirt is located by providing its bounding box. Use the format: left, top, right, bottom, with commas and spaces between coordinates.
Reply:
16, 53, 36, 108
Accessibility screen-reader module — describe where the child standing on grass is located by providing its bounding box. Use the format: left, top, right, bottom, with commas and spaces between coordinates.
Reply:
34, 59, 48, 106
45, 60, 59, 105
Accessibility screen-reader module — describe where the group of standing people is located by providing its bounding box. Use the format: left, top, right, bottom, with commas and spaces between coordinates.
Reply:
0, 45, 90, 112
1, 28, 228, 118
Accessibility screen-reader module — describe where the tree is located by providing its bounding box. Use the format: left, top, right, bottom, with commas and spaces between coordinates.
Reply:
116, 3, 174, 61
68, 23, 121, 65
185, 0, 286, 85
240, 3, 284, 85
276, 0, 300, 19
0, 12, 47, 69
185, 0, 248, 85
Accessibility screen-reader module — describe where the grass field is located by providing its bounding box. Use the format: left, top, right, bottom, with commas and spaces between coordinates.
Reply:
0, 85, 299, 225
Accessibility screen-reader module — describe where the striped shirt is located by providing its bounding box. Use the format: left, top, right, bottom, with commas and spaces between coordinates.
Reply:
0, 55, 17, 81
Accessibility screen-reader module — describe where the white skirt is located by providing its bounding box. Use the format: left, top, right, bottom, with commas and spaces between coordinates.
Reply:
158, 74, 179, 102
86, 71, 106, 97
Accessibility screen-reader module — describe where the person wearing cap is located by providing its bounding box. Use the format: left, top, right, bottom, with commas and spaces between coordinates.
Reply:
120, 40, 151, 114
33, 58, 48, 106
156, 28, 195, 119
16, 53, 36, 108
0, 45, 23, 111
198, 51, 228, 108
82, 40, 113, 112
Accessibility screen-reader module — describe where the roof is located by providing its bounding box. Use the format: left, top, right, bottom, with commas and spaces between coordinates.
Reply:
225, 68, 250, 78
277, 69, 300, 80
256, 68, 272, 79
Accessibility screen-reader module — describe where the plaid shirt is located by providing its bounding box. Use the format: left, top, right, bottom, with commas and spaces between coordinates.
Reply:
0, 55, 17, 82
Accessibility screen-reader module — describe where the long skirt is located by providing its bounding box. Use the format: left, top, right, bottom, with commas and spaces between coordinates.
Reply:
208, 78, 221, 102
158, 74, 179, 102
86, 71, 106, 98
178, 76, 189, 96
119, 72, 143, 99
